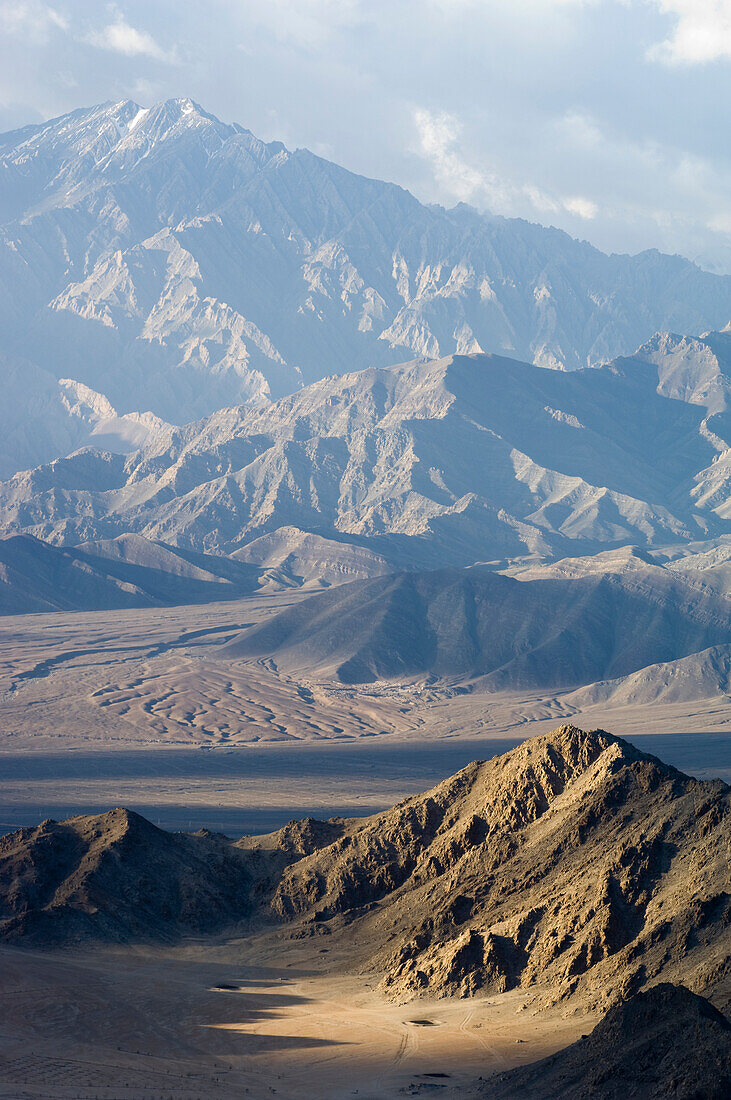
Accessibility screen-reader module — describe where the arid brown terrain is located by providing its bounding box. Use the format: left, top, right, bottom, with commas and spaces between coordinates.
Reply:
1, 48, 729, 1100
268, 725, 730, 1010
1, 725, 729, 1098
3, 727, 729, 1003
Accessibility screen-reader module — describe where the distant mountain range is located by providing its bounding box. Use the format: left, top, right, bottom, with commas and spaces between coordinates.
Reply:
0, 357, 169, 481
1, 97, 730, 478
1, 331, 729, 571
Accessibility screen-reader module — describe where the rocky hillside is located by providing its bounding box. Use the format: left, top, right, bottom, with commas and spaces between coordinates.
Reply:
226, 557, 731, 690
1, 98, 730, 474
271, 726, 730, 1009
0, 808, 258, 944
1, 336, 730, 568
483, 983, 731, 1099
1, 728, 728, 1011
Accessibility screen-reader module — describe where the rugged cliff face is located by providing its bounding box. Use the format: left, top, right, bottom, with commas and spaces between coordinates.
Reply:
270, 726, 730, 1008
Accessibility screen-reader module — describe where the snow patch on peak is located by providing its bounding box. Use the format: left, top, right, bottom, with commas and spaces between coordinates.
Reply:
127, 107, 150, 133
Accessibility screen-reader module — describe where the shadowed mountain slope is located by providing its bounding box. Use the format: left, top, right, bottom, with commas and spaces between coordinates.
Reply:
483, 984, 731, 1099
225, 560, 731, 689
0, 808, 344, 946
0, 808, 256, 944
0, 532, 261, 613
270, 726, 730, 1008
0, 355, 170, 480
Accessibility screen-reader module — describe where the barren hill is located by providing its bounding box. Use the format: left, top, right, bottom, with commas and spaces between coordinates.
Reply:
226, 561, 731, 690
1, 728, 728, 1015
0, 808, 257, 944
0, 531, 260, 613
271, 726, 730, 1009
0, 807, 347, 946
483, 983, 731, 1099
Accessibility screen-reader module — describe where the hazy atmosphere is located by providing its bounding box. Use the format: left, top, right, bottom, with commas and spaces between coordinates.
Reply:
0, 2, 729, 1099
2, 0, 731, 267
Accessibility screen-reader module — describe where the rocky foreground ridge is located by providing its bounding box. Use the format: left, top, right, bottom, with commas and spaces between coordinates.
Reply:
482, 983, 731, 1099
271, 726, 730, 1010
1, 727, 728, 1013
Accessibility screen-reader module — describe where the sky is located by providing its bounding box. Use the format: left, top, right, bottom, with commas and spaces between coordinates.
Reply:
1, 0, 730, 270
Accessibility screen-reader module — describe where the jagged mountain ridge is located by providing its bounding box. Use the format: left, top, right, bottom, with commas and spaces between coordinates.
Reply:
1, 97, 730, 451
1, 335, 729, 568
269, 726, 730, 1009
0, 805, 343, 946
2, 728, 728, 1017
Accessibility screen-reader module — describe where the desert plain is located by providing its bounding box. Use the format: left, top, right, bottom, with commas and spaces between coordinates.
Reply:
1, 593, 729, 834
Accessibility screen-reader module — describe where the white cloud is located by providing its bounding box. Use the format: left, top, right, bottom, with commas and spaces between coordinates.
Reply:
85, 17, 173, 62
413, 107, 601, 223
1, 0, 729, 265
564, 196, 599, 219
548, 108, 731, 255
238, 0, 361, 48
426, 0, 594, 9
412, 108, 492, 203
0, 1, 68, 41
558, 110, 603, 149
648, 0, 731, 64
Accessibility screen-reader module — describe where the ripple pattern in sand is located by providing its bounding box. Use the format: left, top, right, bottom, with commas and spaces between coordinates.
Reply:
90, 656, 419, 743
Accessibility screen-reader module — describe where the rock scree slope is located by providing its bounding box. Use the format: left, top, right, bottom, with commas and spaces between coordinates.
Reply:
482, 982, 731, 1100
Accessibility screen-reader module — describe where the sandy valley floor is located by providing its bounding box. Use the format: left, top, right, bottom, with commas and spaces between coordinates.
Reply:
0, 934, 594, 1100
